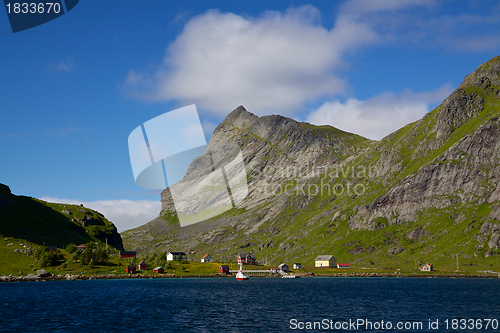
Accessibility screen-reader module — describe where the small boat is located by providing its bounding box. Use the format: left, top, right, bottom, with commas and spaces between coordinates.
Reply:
236, 263, 249, 280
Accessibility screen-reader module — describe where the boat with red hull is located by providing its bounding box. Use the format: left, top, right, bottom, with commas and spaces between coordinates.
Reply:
236, 263, 249, 280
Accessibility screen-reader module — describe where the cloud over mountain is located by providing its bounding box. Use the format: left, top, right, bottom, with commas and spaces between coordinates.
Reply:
306, 85, 453, 140
123, 3, 425, 116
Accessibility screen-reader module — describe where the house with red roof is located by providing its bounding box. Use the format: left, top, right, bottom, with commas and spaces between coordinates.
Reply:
238, 253, 256, 265
138, 260, 147, 270
76, 245, 86, 251
119, 251, 137, 259
419, 263, 433, 271
153, 267, 164, 274
201, 254, 213, 263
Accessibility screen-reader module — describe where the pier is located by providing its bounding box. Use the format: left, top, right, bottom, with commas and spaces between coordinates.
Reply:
229, 269, 279, 277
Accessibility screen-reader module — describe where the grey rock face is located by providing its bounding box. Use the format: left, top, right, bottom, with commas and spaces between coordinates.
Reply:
389, 247, 404, 256
83, 215, 105, 226
406, 227, 431, 240
459, 57, 500, 89
489, 233, 500, 249
434, 90, 484, 139
14, 248, 31, 254
363, 56, 500, 228
369, 118, 500, 225
159, 105, 365, 224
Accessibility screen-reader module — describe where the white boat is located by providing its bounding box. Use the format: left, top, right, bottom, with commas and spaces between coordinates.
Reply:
277, 268, 300, 278
282, 275, 300, 278
236, 263, 249, 280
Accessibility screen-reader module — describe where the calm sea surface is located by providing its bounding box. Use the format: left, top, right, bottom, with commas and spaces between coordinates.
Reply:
1, 277, 499, 332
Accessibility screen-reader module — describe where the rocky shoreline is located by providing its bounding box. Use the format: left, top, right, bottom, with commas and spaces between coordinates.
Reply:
311, 272, 500, 278
0, 273, 233, 282
1, 271, 499, 282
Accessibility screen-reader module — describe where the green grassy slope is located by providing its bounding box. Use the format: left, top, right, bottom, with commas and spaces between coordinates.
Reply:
0, 183, 123, 249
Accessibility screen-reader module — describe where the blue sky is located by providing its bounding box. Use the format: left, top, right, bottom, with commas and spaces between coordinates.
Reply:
1, 0, 500, 231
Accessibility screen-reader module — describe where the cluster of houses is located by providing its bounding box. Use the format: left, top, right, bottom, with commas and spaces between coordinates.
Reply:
76, 246, 441, 273
216, 253, 351, 274
123, 251, 187, 274
122, 250, 352, 274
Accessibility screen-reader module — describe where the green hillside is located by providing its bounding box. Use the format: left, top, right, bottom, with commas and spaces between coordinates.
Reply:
121, 56, 500, 275
0, 183, 123, 249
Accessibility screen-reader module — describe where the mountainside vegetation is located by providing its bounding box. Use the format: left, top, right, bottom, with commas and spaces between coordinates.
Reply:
122, 56, 500, 273
0, 184, 127, 275
0, 183, 123, 250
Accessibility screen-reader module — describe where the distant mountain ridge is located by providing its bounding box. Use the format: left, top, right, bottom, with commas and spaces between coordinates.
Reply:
122, 56, 500, 270
0, 183, 123, 250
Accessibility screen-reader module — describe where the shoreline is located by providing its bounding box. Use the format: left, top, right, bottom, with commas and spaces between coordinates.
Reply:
2, 272, 500, 282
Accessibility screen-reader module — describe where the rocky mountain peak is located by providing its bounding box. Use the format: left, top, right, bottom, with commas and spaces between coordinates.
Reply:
459, 55, 500, 90
432, 56, 500, 139
220, 105, 259, 130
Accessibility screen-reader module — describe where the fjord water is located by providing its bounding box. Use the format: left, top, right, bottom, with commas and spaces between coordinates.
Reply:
1, 278, 499, 332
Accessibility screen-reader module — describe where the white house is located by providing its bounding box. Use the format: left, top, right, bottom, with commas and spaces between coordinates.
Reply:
315, 255, 337, 268
201, 254, 213, 263
167, 252, 187, 261
293, 263, 301, 269
419, 263, 433, 271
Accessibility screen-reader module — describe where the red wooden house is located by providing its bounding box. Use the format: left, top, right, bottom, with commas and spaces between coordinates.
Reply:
119, 251, 137, 259
237, 253, 256, 265
153, 267, 164, 274
337, 263, 351, 268
137, 260, 147, 270
126, 265, 136, 274
219, 265, 229, 274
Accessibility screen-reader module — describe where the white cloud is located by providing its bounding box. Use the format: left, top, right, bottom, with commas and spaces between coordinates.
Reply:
123, 1, 500, 121
41, 197, 161, 232
305, 85, 453, 140
124, 4, 390, 116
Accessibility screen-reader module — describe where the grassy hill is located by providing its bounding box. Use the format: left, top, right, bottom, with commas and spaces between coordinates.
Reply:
0, 183, 127, 275
0, 183, 123, 249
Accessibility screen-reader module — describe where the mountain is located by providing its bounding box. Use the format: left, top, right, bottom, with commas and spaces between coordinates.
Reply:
0, 183, 123, 250
122, 56, 500, 270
